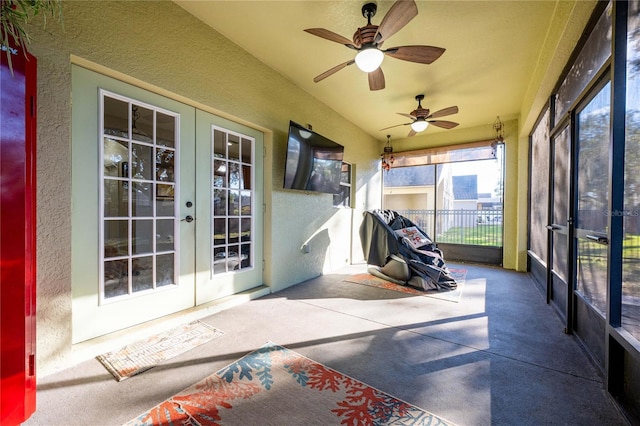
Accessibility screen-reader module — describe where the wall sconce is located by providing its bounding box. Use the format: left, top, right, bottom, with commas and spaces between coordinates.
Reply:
381, 134, 394, 171
493, 116, 504, 142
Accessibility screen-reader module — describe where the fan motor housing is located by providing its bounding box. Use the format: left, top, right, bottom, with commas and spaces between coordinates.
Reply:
353, 25, 378, 47
411, 108, 430, 119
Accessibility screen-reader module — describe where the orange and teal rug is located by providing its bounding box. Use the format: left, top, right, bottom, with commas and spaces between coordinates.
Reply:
344, 268, 467, 302
97, 320, 224, 382
124, 342, 454, 425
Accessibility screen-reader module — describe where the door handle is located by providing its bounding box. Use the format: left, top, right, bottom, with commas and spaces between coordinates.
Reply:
181, 215, 194, 223
585, 234, 608, 245
546, 225, 561, 231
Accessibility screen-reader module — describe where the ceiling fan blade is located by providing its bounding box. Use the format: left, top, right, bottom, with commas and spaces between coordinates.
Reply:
379, 122, 412, 131
313, 60, 355, 83
375, 0, 418, 44
397, 112, 415, 120
408, 128, 417, 137
304, 28, 358, 49
368, 67, 385, 91
428, 106, 459, 119
384, 45, 446, 64
429, 120, 459, 129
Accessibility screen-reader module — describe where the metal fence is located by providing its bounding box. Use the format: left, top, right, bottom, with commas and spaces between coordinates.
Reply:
395, 209, 503, 247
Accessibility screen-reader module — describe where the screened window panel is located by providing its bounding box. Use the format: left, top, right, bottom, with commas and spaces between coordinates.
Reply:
575, 82, 611, 315
552, 127, 570, 226
576, 239, 608, 314
576, 83, 611, 232
551, 126, 570, 282
555, 2, 612, 124
529, 108, 550, 262
384, 143, 504, 247
392, 140, 497, 168
623, 0, 640, 341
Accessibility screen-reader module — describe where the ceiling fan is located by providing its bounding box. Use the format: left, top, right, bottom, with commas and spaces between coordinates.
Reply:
380, 94, 459, 136
304, 0, 445, 91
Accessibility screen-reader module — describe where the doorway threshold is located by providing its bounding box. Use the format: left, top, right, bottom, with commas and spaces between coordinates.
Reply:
70, 285, 271, 368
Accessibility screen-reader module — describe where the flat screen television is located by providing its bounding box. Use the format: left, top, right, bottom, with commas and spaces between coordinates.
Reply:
283, 120, 344, 194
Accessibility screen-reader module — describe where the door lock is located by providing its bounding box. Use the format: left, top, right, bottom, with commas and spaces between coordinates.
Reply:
182, 215, 194, 223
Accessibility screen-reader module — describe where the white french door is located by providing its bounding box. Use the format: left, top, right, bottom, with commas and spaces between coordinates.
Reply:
194, 110, 263, 304
71, 66, 262, 343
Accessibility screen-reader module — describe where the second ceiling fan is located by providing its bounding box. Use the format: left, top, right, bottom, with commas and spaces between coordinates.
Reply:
380, 94, 459, 137
305, 0, 445, 91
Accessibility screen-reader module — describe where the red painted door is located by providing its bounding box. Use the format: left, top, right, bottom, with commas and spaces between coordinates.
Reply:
0, 44, 37, 425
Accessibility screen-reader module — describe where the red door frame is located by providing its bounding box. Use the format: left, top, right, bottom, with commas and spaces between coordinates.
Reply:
1, 45, 38, 425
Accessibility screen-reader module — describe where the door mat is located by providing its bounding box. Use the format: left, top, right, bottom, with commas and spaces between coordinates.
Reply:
123, 342, 455, 425
96, 320, 224, 382
344, 268, 467, 302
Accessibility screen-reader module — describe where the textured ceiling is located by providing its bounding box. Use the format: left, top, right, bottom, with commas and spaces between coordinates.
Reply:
175, 1, 561, 141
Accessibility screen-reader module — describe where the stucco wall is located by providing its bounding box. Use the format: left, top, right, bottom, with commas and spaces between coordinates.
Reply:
25, 0, 380, 375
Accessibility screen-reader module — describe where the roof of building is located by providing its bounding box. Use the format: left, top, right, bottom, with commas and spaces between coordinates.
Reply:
453, 175, 478, 200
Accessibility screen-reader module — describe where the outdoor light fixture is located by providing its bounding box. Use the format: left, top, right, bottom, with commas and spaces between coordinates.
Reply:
411, 119, 429, 133
299, 129, 312, 139
355, 47, 384, 72
381, 134, 395, 171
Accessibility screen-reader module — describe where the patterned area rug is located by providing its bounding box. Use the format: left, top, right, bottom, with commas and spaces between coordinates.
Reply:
344, 268, 468, 302
124, 342, 454, 425
97, 320, 224, 382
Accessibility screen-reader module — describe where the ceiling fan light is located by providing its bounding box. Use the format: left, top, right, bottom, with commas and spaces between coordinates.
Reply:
411, 119, 429, 132
355, 48, 384, 72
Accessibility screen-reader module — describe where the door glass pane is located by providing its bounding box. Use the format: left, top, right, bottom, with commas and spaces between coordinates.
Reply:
623, 0, 640, 341
103, 180, 128, 217
132, 219, 153, 255
156, 112, 175, 148
529, 109, 550, 262
241, 138, 252, 163
211, 127, 254, 275
156, 148, 174, 182
104, 220, 128, 257
156, 219, 174, 252
131, 143, 153, 180
132, 182, 152, 217
101, 92, 178, 300
131, 104, 153, 143
229, 163, 241, 189
575, 82, 611, 314
228, 134, 240, 161
157, 253, 175, 287
241, 190, 251, 215
104, 259, 128, 298
103, 97, 128, 137
132, 256, 153, 293
551, 126, 570, 282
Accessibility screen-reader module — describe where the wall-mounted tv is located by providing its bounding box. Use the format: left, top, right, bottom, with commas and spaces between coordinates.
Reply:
283, 120, 344, 194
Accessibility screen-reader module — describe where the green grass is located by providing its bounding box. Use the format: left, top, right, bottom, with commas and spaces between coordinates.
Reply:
437, 225, 503, 246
